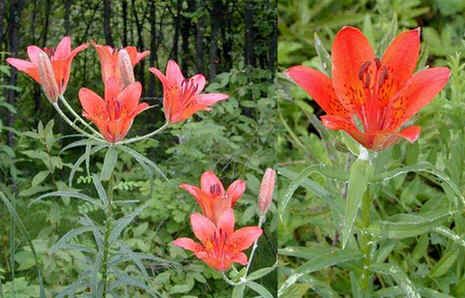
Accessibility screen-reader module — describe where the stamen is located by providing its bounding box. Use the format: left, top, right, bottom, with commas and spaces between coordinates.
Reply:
377, 66, 389, 88
358, 61, 371, 81
210, 184, 221, 196
374, 57, 381, 69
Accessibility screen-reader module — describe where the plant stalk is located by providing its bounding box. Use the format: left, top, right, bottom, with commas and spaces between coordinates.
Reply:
52, 103, 104, 143
59, 95, 104, 138
115, 122, 169, 145
102, 176, 114, 296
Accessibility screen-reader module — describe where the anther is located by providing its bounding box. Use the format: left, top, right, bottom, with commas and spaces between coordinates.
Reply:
374, 57, 381, 69
377, 66, 389, 88
358, 61, 371, 81
210, 184, 221, 196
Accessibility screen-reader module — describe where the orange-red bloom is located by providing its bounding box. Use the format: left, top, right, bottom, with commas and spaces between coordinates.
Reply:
94, 44, 150, 90
78, 78, 149, 143
173, 208, 262, 271
286, 27, 450, 151
180, 171, 246, 224
149, 60, 229, 123
6, 36, 88, 102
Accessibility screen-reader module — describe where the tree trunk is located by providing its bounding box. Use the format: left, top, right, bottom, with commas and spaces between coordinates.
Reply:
64, 0, 71, 35
194, 0, 205, 73
121, 0, 128, 46
0, 0, 6, 48
131, 0, 146, 89
103, 0, 114, 46
5, 0, 25, 146
209, 0, 222, 79
147, 0, 157, 99
244, 0, 255, 67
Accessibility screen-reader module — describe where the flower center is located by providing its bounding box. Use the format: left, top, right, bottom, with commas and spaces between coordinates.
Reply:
358, 58, 389, 92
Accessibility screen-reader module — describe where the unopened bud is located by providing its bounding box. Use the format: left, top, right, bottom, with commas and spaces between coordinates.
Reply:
258, 168, 276, 214
118, 49, 135, 88
37, 51, 59, 102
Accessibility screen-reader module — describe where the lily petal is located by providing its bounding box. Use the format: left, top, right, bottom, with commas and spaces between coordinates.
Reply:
331, 26, 375, 112
231, 252, 248, 266
166, 60, 185, 85
387, 67, 450, 128
398, 125, 421, 143
117, 81, 142, 112
226, 179, 246, 206
55, 36, 72, 59
78, 87, 106, 119
217, 208, 235, 236
228, 226, 262, 252
200, 171, 225, 196
190, 213, 216, 245
172, 237, 203, 253
6, 58, 40, 82
191, 74, 206, 93
196, 93, 229, 105
286, 65, 346, 115
379, 28, 421, 104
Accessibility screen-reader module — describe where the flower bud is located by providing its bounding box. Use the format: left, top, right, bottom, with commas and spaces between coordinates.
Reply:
258, 168, 276, 215
118, 49, 135, 88
37, 51, 59, 102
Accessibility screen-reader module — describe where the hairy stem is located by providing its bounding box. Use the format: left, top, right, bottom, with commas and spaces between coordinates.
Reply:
115, 122, 169, 145
359, 189, 372, 294
52, 103, 104, 143
102, 176, 114, 296
59, 95, 104, 138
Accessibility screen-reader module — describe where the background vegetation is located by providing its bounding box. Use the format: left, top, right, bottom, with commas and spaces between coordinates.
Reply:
277, 0, 465, 297
0, 0, 278, 296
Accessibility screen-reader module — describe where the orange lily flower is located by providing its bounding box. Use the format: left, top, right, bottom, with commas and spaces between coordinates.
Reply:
149, 60, 229, 123
6, 36, 88, 102
286, 27, 450, 151
78, 78, 149, 143
173, 208, 262, 271
180, 171, 246, 224
94, 44, 150, 90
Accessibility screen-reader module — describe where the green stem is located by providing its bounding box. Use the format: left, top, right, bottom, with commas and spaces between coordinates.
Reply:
52, 103, 104, 143
102, 177, 114, 296
359, 189, 372, 294
244, 215, 265, 275
59, 95, 104, 138
115, 122, 169, 145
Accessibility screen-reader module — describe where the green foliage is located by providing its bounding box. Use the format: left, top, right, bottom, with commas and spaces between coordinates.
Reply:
278, 1, 465, 296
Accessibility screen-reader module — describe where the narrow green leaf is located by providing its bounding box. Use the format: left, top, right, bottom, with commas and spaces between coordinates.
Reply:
100, 147, 118, 181
232, 284, 246, 298
279, 248, 361, 295
247, 261, 277, 281
92, 175, 108, 208
29, 191, 97, 206
369, 263, 420, 298
31, 170, 49, 186
247, 281, 274, 298
342, 158, 373, 248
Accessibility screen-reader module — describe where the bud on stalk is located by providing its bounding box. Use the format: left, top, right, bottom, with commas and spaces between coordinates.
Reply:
118, 49, 135, 88
37, 51, 60, 102
258, 168, 276, 215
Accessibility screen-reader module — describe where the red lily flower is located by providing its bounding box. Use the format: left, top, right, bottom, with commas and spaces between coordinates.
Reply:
173, 208, 262, 271
94, 44, 150, 90
78, 78, 149, 143
180, 171, 246, 223
6, 36, 88, 102
286, 27, 450, 151
149, 60, 229, 123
